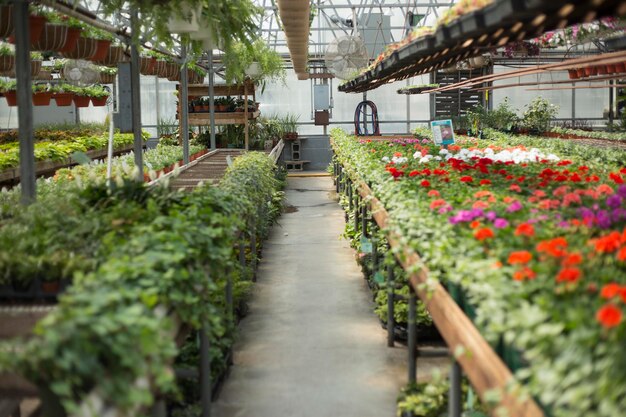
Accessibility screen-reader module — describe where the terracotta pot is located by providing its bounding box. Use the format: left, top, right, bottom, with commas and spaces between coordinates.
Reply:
53, 92, 73, 106
607, 64, 616, 73
91, 96, 108, 106
61, 36, 98, 59
0, 55, 14, 72
576, 68, 585, 78
31, 23, 68, 52
596, 65, 607, 75
95, 45, 127, 66
73, 95, 91, 107
0, 5, 13, 39
9, 15, 48, 44
615, 62, 626, 73
193, 105, 203, 113
41, 280, 60, 294
58, 27, 82, 53
99, 72, 116, 84
30, 60, 42, 77
584, 66, 596, 77
568, 69, 578, 79
32, 92, 52, 106
4, 91, 17, 106
90, 39, 111, 61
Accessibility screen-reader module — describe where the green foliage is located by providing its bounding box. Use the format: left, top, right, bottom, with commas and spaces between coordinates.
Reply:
222, 39, 285, 86
521, 96, 559, 133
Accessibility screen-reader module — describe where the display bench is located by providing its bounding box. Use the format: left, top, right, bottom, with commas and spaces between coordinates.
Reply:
177, 81, 259, 150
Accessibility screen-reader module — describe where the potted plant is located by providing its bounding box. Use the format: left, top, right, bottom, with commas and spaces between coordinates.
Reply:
94, 42, 128, 67
281, 113, 299, 140
32, 83, 52, 106
31, 21, 69, 52
214, 97, 228, 112
521, 96, 559, 135
167, 2, 199, 34
596, 65, 607, 75
67, 85, 91, 107
615, 62, 626, 73
51, 83, 74, 106
99, 66, 117, 84
0, 80, 17, 106
86, 85, 110, 106
0, 42, 14, 73
30, 51, 43, 76
222, 39, 285, 90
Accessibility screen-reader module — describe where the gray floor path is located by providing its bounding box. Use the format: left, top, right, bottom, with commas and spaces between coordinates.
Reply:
211, 177, 407, 417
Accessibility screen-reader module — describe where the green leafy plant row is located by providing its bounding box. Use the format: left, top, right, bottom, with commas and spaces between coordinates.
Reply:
0, 152, 284, 414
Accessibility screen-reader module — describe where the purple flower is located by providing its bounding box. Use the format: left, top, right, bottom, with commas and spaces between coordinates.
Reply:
470, 208, 485, 218
506, 201, 523, 213
606, 194, 623, 209
557, 221, 569, 228
611, 208, 626, 221
486, 211, 497, 222
617, 185, 626, 198
494, 218, 509, 228
596, 210, 612, 229
578, 207, 594, 218
530, 208, 539, 214
438, 205, 453, 214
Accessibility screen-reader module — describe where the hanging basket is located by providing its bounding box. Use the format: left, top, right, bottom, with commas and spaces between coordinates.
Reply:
58, 27, 82, 53
90, 96, 108, 106
188, 69, 204, 84
167, 68, 181, 82
34, 69, 52, 80
154, 60, 169, 78
99, 72, 116, 84
167, 4, 199, 33
61, 36, 98, 59
53, 92, 73, 106
30, 59, 42, 77
140, 56, 156, 75
9, 15, 48, 45
31, 23, 69, 52
32, 92, 52, 106
0, 5, 13, 39
163, 62, 179, 80
4, 91, 17, 106
90, 39, 111, 62
95, 45, 127, 67
73, 95, 91, 107
0, 55, 14, 72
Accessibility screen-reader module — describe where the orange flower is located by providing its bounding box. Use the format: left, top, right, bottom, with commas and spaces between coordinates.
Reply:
474, 227, 494, 241
470, 220, 481, 229
537, 237, 568, 257
556, 267, 582, 283
430, 199, 446, 210
513, 266, 537, 281
474, 190, 492, 198
533, 190, 546, 198
592, 231, 622, 253
596, 304, 622, 328
562, 252, 582, 266
492, 261, 503, 269
503, 196, 515, 204
596, 184, 614, 195
508, 251, 533, 265
601, 283, 622, 299
472, 200, 490, 209
617, 247, 626, 262
515, 223, 535, 237
427, 190, 440, 197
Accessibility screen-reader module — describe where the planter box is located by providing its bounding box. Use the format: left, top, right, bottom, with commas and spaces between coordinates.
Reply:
447, 17, 463, 42
459, 9, 486, 38
434, 24, 453, 47
0, 277, 69, 301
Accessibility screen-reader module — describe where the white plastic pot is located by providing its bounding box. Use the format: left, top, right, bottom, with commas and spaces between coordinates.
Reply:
168, 4, 199, 34
245, 62, 261, 78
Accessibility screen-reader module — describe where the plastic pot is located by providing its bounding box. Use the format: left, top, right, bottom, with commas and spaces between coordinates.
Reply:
568, 69, 579, 79
167, 3, 199, 33
73, 95, 91, 107
616, 62, 626, 73
596, 65, 607, 75
53, 92, 73, 106
90, 39, 111, 61
576, 68, 585, 78
32, 92, 52, 106
9, 14, 48, 45
4, 91, 17, 106
31, 23, 68, 52
607, 64, 616, 73
91, 96, 108, 107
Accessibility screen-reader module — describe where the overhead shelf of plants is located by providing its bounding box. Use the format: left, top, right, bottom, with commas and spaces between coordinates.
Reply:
338, 0, 626, 94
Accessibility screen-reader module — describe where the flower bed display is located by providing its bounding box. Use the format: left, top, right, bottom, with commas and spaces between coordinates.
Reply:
331, 128, 626, 417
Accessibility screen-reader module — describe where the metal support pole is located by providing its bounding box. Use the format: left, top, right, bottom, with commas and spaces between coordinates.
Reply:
130, 11, 143, 181
347, 179, 353, 211
208, 49, 216, 150
180, 43, 190, 165
408, 290, 417, 384
14, 0, 35, 204
225, 267, 233, 322
200, 326, 212, 417
239, 238, 246, 269
336, 165, 340, 193
609, 79, 615, 125
387, 261, 395, 347
449, 361, 462, 417
354, 194, 360, 232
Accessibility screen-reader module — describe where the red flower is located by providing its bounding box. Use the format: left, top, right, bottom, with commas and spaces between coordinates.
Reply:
430, 199, 446, 210
592, 232, 622, 253
470, 220, 481, 229
460, 176, 473, 183
537, 237, 568, 257
562, 252, 582, 266
596, 304, 622, 328
556, 267, 582, 283
409, 170, 419, 177
508, 251, 533, 265
427, 190, 440, 197
515, 223, 535, 237
509, 184, 521, 192
420, 180, 431, 187
513, 266, 537, 281
557, 160, 573, 166
610, 172, 624, 184
618, 247, 626, 262
474, 227, 494, 241
601, 283, 622, 299
480, 179, 491, 186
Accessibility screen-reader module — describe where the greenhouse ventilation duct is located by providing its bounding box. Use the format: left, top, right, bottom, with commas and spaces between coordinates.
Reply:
277, 0, 309, 80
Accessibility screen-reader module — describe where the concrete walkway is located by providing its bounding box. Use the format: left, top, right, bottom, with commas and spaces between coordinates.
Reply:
211, 176, 407, 417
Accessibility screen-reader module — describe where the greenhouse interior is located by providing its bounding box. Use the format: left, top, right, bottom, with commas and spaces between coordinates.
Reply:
1, 0, 626, 417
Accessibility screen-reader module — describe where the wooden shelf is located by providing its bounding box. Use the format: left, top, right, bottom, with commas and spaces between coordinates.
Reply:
187, 111, 260, 126
185, 82, 255, 98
